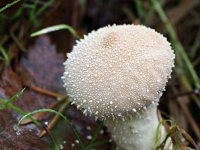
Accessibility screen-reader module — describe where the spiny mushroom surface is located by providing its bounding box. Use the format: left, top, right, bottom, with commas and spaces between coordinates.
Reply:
62, 24, 174, 120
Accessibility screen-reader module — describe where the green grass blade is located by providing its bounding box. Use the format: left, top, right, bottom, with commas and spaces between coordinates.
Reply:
30, 24, 81, 39
0, 0, 21, 13
155, 129, 172, 150
29, 0, 39, 24
190, 29, 200, 59
154, 121, 162, 149
135, 0, 143, 17
0, 97, 40, 126
0, 46, 9, 66
86, 121, 104, 150
88, 140, 110, 149
0, 88, 25, 110
154, 120, 172, 149
0, 97, 24, 114
36, 0, 53, 16
23, 4, 35, 9
59, 100, 85, 149
17, 108, 67, 126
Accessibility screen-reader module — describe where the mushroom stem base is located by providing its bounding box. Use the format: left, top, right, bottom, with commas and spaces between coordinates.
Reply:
105, 104, 170, 150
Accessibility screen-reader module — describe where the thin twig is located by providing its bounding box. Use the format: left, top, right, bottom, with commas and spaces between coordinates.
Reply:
10, 31, 26, 52
39, 99, 70, 137
25, 84, 64, 99
42, 123, 60, 150
177, 98, 200, 140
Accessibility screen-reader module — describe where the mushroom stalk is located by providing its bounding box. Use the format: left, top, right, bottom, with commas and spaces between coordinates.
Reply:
105, 104, 167, 150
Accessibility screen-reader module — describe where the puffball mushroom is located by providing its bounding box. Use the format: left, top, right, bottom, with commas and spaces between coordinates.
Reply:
62, 24, 175, 150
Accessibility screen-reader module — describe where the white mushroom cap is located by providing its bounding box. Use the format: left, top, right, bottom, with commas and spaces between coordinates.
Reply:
62, 24, 175, 120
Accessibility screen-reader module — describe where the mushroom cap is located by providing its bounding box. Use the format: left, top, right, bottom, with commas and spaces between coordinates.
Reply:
62, 24, 175, 120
